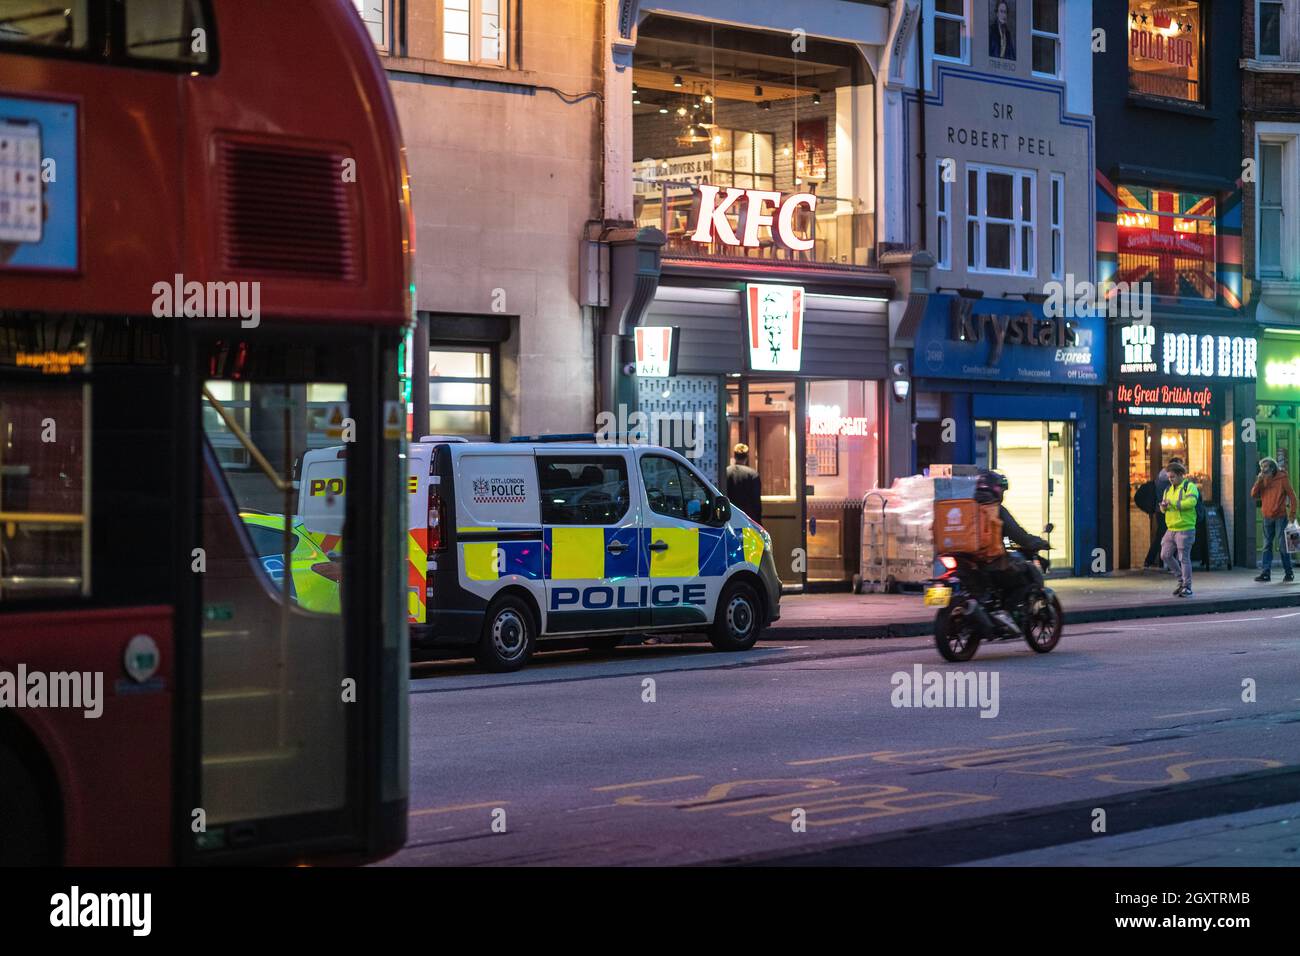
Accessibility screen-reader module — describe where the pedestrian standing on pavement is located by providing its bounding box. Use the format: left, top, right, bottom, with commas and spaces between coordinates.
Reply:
726, 443, 763, 525
1251, 457, 1297, 583
1159, 460, 1199, 598
1142, 457, 1179, 569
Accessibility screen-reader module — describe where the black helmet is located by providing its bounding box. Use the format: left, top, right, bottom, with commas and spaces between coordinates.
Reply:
976, 470, 1008, 503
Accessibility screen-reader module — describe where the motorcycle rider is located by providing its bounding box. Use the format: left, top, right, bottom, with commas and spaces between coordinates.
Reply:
974, 470, 1051, 635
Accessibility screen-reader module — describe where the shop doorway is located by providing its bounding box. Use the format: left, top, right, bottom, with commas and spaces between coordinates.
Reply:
727, 380, 800, 588
976, 420, 1074, 572
725, 377, 882, 590
1119, 424, 1216, 570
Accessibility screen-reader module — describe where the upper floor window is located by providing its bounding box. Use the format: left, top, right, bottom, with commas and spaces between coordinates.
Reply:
443, 0, 507, 67
0, 0, 88, 49
1116, 185, 1216, 299
352, 0, 389, 52
1259, 140, 1286, 277
123, 0, 213, 68
1128, 0, 1203, 103
1260, 1, 1283, 59
936, 160, 952, 270
966, 164, 1036, 276
1049, 173, 1064, 279
1031, 0, 1060, 77
934, 0, 969, 63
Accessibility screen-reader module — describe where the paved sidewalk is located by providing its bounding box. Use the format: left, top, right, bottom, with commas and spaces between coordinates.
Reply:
770, 568, 1300, 639
959, 801, 1300, 867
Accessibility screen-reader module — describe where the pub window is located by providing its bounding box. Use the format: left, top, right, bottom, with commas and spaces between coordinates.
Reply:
966, 163, 1036, 276
936, 160, 952, 270
1127, 0, 1203, 103
1031, 0, 1060, 77
934, 0, 969, 62
352, 0, 389, 53
1116, 185, 1216, 299
1259, 1, 1283, 59
442, 0, 507, 67
1050, 173, 1064, 279
1259, 141, 1285, 277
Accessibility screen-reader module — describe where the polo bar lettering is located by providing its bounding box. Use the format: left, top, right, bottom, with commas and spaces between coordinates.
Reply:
1162, 333, 1257, 379
690, 184, 817, 251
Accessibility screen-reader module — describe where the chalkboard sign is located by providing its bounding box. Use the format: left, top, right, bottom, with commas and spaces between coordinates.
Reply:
1201, 504, 1232, 571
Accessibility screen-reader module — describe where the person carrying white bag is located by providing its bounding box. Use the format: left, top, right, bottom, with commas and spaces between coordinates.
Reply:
1251, 457, 1298, 583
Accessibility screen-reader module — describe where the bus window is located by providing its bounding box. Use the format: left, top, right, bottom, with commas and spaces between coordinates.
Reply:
0, 1, 89, 50
123, 0, 212, 67
0, 380, 88, 601
200, 366, 350, 828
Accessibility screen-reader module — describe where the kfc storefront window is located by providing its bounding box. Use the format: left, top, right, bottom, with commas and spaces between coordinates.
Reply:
1116, 185, 1216, 300
1127, 1, 1203, 103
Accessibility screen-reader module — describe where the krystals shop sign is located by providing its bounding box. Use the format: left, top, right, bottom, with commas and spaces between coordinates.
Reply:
1114, 323, 1257, 382
912, 294, 1104, 386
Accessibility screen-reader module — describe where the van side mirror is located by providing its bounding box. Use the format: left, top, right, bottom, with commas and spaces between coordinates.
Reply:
714, 496, 732, 525
1043, 523, 1054, 534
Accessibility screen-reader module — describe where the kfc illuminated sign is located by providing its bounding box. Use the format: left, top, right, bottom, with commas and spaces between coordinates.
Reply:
690, 185, 818, 251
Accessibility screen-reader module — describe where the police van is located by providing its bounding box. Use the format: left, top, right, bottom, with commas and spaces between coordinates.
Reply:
299, 436, 781, 671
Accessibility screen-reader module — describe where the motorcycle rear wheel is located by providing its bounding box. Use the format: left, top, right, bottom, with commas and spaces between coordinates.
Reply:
1023, 592, 1063, 653
935, 604, 981, 662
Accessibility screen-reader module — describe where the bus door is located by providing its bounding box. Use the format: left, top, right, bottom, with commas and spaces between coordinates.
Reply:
189, 330, 399, 861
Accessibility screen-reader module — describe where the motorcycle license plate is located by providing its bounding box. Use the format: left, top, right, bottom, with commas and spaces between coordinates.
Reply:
923, 585, 952, 607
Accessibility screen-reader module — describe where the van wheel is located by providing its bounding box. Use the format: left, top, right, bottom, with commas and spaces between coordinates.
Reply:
709, 580, 762, 652
475, 596, 536, 672
0, 740, 56, 865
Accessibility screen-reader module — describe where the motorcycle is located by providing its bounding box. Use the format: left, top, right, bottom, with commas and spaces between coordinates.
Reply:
924, 523, 1064, 662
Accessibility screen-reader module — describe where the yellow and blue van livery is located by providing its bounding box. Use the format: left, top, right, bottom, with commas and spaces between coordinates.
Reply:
418, 440, 781, 672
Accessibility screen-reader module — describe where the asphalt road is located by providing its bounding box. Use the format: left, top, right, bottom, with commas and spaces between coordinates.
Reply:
386, 608, 1300, 866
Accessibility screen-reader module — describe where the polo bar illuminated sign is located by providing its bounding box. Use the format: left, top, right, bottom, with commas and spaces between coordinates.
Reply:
1114, 323, 1257, 382
633, 325, 677, 377
745, 284, 804, 372
1162, 332, 1256, 379
690, 185, 818, 252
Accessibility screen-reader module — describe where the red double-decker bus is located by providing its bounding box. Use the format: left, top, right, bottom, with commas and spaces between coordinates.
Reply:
0, 0, 411, 864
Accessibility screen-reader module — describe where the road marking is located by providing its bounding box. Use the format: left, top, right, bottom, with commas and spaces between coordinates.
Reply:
1009, 752, 1195, 778
787, 751, 892, 766
1274, 612, 1300, 619
593, 774, 702, 792
1152, 708, 1231, 720
988, 727, 1075, 740
410, 800, 508, 817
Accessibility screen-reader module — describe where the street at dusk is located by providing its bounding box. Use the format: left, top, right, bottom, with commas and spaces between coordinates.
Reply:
396, 609, 1300, 867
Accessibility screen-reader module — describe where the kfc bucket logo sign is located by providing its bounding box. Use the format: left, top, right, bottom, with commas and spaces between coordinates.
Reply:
634, 326, 676, 377
690, 185, 817, 251
746, 284, 805, 372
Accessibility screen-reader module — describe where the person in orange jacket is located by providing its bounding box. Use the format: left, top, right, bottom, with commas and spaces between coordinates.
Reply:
1251, 457, 1297, 583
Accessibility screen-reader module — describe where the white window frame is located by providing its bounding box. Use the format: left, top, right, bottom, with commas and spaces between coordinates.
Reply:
936, 160, 953, 270
932, 0, 970, 65
1030, 0, 1061, 78
1050, 173, 1064, 280
1256, 126, 1300, 280
441, 0, 509, 68
966, 163, 1036, 277
1258, 0, 1284, 61
352, 0, 389, 54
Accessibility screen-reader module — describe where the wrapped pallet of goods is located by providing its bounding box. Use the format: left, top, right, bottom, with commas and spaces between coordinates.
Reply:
858, 474, 977, 592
